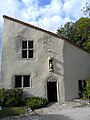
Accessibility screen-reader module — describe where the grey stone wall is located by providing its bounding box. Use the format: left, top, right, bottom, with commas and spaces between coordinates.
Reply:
1, 17, 90, 103
1, 18, 65, 103
64, 41, 90, 101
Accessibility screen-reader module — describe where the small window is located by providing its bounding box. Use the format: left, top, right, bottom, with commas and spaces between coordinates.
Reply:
22, 41, 27, 49
15, 76, 22, 88
22, 41, 34, 59
29, 41, 33, 48
15, 75, 30, 88
23, 76, 30, 87
22, 50, 27, 58
29, 50, 33, 58
78, 80, 86, 91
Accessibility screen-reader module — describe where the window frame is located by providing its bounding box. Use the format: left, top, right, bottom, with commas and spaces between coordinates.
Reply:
15, 75, 31, 88
22, 40, 34, 59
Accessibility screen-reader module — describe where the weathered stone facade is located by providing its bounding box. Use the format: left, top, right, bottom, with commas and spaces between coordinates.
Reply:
1, 15, 90, 103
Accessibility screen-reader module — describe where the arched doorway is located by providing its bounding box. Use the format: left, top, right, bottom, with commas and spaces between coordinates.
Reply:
47, 76, 58, 102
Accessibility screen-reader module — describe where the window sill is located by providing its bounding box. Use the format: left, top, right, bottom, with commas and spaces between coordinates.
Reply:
15, 87, 31, 89
23, 87, 31, 90
22, 57, 36, 60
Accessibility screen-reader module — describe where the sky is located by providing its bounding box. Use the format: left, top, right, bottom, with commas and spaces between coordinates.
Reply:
0, 0, 89, 69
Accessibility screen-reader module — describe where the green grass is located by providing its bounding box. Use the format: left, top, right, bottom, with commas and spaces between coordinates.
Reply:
80, 98, 90, 100
0, 107, 25, 118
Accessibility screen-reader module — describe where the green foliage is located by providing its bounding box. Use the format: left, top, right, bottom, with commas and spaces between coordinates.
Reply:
57, 22, 80, 44
83, 41, 90, 52
76, 18, 90, 42
80, 79, 90, 98
0, 89, 4, 105
0, 88, 23, 107
0, 107, 25, 118
25, 97, 48, 109
57, 17, 90, 51
81, 2, 90, 17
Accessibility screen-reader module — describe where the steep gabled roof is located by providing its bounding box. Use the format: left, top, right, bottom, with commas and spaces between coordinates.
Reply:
3, 15, 64, 39
3, 15, 89, 54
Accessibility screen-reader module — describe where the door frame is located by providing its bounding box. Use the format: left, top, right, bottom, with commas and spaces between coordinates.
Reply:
46, 76, 59, 102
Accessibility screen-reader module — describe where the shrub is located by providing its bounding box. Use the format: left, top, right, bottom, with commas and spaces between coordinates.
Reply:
79, 79, 90, 99
0, 89, 4, 106
0, 88, 23, 107
25, 97, 48, 109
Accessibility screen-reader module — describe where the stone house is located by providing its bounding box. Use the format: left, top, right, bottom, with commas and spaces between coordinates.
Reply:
1, 15, 90, 103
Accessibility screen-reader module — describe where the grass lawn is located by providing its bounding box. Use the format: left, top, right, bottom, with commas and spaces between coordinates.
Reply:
0, 107, 25, 118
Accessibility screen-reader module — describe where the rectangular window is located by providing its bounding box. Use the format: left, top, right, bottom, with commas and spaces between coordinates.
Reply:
78, 80, 86, 91
29, 50, 33, 58
22, 41, 27, 49
29, 41, 33, 48
23, 75, 30, 87
15, 76, 22, 88
22, 50, 27, 58
22, 41, 34, 59
15, 75, 30, 88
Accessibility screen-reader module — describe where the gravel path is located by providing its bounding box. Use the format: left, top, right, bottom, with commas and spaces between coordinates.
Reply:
50, 106, 90, 120
1, 102, 90, 120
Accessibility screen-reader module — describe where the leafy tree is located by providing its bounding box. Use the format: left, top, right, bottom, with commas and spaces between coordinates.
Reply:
57, 17, 90, 50
57, 2, 90, 51
83, 41, 90, 52
76, 17, 90, 51
76, 17, 90, 41
81, 2, 90, 17
57, 22, 80, 44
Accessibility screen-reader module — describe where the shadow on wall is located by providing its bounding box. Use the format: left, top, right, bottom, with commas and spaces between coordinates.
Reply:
53, 58, 64, 76
39, 114, 72, 120
22, 91, 35, 99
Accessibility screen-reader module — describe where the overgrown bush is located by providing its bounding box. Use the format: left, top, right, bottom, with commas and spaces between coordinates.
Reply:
0, 88, 23, 107
79, 79, 90, 99
0, 89, 4, 106
25, 97, 48, 109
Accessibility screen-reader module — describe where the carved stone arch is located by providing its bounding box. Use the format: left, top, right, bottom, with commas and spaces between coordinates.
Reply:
47, 76, 57, 82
